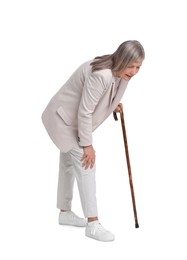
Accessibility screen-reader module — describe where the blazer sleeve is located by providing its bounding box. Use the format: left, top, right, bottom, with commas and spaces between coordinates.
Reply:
78, 72, 107, 147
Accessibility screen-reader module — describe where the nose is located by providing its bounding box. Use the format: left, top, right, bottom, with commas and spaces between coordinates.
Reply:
130, 68, 138, 76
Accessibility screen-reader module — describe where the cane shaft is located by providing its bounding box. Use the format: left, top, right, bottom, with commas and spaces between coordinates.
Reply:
114, 110, 139, 228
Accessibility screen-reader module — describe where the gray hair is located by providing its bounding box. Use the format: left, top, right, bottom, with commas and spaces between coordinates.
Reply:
91, 40, 145, 72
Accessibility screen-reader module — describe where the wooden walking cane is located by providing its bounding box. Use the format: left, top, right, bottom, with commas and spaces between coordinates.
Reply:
113, 109, 139, 228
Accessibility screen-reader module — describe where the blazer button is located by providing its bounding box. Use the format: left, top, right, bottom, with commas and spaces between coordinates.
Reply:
78, 137, 80, 142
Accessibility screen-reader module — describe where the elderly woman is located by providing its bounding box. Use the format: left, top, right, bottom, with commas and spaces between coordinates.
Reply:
42, 40, 145, 242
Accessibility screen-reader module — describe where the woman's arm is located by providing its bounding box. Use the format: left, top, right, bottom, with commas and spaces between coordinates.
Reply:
78, 72, 106, 147
78, 72, 106, 169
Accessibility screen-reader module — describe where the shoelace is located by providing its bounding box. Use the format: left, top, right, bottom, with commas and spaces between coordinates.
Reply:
69, 212, 78, 220
91, 223, 107, 236
68, 212, 83, 223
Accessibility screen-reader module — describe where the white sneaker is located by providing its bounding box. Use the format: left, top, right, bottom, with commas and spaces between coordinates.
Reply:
85, 221, 115, 242
59, 211, 87, 227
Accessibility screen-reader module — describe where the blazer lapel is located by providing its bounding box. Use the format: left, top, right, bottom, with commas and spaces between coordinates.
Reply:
109, 81, 116, 104
108, 78, 128, 116
92, 77, 128, 131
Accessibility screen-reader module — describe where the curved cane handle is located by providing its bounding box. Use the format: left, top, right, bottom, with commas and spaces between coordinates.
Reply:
113, 111, 118, 121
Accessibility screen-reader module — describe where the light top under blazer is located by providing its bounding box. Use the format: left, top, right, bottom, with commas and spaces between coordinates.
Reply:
42, 60, 129, 152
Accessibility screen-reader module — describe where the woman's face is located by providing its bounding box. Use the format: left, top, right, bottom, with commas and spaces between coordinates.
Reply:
116, 60, 143, 81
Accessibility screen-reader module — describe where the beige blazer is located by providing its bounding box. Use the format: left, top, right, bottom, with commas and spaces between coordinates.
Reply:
41, 60, 128, 152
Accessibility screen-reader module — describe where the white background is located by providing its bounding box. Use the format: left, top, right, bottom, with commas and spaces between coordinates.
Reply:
0, 0, 187, 259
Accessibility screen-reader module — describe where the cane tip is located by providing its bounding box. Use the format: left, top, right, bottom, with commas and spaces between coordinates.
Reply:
135, 223, 139, 228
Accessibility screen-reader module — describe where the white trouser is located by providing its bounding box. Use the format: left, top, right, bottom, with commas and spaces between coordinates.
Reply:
57, 144, 98, 218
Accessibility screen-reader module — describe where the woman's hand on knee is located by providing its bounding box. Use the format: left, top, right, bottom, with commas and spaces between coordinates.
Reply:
81, 145, 96, 170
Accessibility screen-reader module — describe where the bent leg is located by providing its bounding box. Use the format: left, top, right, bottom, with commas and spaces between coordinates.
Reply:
70, 145, 98, 218
57, 151, 75, 210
